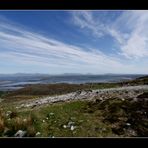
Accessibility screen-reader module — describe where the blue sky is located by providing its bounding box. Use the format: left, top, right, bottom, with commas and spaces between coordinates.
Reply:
0, 10, 148, 74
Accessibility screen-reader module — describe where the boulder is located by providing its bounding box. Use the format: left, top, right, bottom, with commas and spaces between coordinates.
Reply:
14, 130, 27, 137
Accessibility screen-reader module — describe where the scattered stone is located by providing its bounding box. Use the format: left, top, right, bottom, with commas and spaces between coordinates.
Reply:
46, 117, 49, 120
49, 113, 54, 116
23, 119, 27, 122
137, 92, 148, 99
133, 98, 138, 102
70, 125, 76, 131
36, 132, 41, 136
126, 123, 131, 126
6, 111, 12, 116
42, 120, 45, 123
121, 98, 125, 101
14, 130, 27, 137
67, 121, 75, 127
63, 125, 67, 128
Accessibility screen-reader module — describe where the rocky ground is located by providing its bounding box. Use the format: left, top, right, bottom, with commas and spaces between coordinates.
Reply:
19, 85, 148, 109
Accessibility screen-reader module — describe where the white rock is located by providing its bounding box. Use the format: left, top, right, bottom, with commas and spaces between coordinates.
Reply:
70, 125, 76, 131
23, 119, 27, 122
68, 121, 75, 126
43, 120, 45, 123
14, 130, 27, 137
36, 132, 41, 136
126, 123, 131, 126
46, 117, 49, 120
63, 125, 67, 128
49, 113, 54, 116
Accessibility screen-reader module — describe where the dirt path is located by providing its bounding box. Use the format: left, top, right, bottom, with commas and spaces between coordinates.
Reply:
19, 85, 148, 108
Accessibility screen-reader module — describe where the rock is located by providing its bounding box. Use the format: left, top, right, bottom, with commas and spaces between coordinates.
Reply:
36, 132, 41, 136
49, 113, 54, 116
137, 92, 148, 99
133, 98, 138, 102
68, 121, 75, 127
126, 128, 137, 136
126, 123, 131, 126
42, 120, 45, 123
6, 111, 12, 116
14, 130, 27, 137
46, 117, 49, 120
23, 119, 27, 122
70, 125, 76, 131
63, 125, 67, 128
7, 111, 12, 114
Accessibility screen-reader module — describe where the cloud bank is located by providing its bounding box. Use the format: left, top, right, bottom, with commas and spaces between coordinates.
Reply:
0, 11, 148, 74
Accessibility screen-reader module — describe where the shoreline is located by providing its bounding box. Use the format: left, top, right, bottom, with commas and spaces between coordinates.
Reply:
0, 74, 147, 92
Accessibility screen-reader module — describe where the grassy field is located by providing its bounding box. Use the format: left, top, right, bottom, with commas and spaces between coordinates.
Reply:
0, 76, 148, 137
0, 91, 148, 137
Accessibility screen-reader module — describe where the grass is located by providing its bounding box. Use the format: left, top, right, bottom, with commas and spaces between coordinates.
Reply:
0, 91, 8, 98
0, 100, 116, 137
0, 76, 148, 137
1, 91, 148, 137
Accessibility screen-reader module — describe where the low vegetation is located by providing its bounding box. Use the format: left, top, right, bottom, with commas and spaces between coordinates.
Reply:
0, 91, 148, 137
0, 76, 148, 137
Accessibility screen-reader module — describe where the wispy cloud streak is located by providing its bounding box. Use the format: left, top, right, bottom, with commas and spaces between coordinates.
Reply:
0, 12, 148, 74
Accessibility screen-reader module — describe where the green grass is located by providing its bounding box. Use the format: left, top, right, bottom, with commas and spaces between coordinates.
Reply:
0, 76, 148, 137
1, 91, 148, 137
0, 91, 7, 98
0, 100, 115, 137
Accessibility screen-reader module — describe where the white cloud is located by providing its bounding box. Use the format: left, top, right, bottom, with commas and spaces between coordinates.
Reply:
0, 13, 148, 74
117, 11, 148, 59
71, 10, 148, 60
71, 11, 106, 37
0, 17, 128, 74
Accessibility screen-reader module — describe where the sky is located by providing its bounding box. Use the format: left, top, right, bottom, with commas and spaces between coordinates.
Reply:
0, 10, 148, 74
